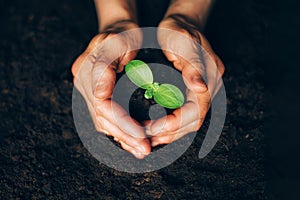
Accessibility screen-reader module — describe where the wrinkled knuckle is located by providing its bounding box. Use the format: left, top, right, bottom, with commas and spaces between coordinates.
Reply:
189, 57, 202, 66
162, 123, 177, 132
92, 100, 98, 111
93, 101, 104, 114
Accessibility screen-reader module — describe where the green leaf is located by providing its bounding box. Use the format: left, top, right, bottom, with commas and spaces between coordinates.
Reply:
153, 84, 184, 109
125, 60, 153, 89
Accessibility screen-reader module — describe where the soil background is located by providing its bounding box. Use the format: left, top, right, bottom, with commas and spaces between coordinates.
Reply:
0, 0, 299, 199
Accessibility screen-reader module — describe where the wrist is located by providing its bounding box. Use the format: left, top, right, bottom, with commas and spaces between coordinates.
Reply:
94, 0, 137, 32
163, 0, 214, 30
99, 9, 136, 32
100, 20, 140, 35
159, 14, 201, 32
158, 14, 203, 45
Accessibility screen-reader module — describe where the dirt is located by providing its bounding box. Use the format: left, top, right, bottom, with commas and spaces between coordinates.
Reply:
0, 0, 268, 199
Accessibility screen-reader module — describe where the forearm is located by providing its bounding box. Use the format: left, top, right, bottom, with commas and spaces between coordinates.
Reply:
94, 0, 137, 32
163, 0, 215, 29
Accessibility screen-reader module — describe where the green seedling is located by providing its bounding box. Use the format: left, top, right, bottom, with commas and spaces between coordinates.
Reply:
125, 60, 184, 109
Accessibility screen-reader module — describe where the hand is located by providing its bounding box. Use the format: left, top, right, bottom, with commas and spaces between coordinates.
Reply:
72, 21, 151, 159
147, 15, 225, 146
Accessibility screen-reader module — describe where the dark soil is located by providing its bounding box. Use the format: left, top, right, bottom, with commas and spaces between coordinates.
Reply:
0, 0, 271, 199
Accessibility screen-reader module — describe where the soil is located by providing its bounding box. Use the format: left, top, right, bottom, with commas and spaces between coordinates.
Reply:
0, 0, 269, 199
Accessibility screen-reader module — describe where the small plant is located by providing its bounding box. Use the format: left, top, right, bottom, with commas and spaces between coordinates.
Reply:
125, 60, 184, 109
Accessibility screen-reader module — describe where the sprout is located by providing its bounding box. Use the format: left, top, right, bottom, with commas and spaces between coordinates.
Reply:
125, 60, 184, 109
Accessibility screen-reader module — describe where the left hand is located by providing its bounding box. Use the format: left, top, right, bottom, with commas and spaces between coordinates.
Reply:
146, 15, 225, 146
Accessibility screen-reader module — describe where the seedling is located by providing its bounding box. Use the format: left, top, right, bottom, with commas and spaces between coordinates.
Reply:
125, 60, 184, 109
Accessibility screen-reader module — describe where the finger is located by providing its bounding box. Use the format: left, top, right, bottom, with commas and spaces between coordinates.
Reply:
150, 120, 201, 147
181, 59, 208, 93
150, 119, 199, 138
95, 99, 147, 139
146, 89, 210, 135
116, 50, 140, 73
151, 119, 199, 138
197, 35, 225, 98
161, 50, 182, 70
92, 61, 151, 154
161, 49, 208, 93
96, 116, 150, 155
92, 63, 116, 100
72, 50, 90, 78
146, 101, 199, 136
95, 99, 151, 155
119, 141, 146, 159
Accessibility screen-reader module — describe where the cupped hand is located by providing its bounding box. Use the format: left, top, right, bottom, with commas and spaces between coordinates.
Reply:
147, 15, 225, 146
72, 21, 151, 159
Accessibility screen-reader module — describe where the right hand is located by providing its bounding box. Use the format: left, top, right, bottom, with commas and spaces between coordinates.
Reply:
72, 21, 151, 159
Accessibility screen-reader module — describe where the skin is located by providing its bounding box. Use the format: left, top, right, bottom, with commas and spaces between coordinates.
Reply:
72, 0, 225, 158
